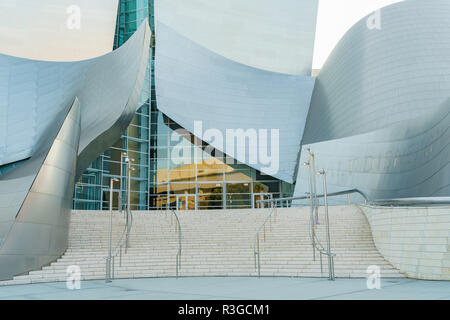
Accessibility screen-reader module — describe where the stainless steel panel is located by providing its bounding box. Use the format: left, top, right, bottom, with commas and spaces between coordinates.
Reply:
295, 0, 450, 202
155, 22, 315, 183
155, 0, 318, 75
295, 99, 450, 202
0, 20, 151, 280
302, 0, 450, 145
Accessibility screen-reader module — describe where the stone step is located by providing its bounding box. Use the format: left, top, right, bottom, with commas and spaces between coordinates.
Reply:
1, 206, 405, 285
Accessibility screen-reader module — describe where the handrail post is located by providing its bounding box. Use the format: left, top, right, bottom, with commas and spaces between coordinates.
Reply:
311, 153, 319, 225
119, 155, 122, 213
269, 212, 272, 232
125, 159, 135, 252
331, 256, 335, 280
253, 201, 284, 279
171, 210, 182, 278
274, 204, 277, 223
125, 176, 131, 252
257, 235, 261, 277
303, 156, 316, 262
251, 186, 378, 281
125, 210, 131, 252
309, 181, 315, 260
120, 245, 122, 267
112, 256, 115, 279
320, 252, 323, 276
106, 178, 118, 283
105, 257, 111, 283
120, 152, 130, 213
319, 170, 334, 281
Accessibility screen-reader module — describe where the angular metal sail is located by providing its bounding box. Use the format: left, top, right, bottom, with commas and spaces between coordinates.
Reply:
0, 98, 81, 280
155, 22, 315, 183
0, 20, 151, 280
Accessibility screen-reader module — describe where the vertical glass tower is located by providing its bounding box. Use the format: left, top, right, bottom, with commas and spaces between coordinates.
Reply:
73, 0, 153, 210
73, 0, 294, 211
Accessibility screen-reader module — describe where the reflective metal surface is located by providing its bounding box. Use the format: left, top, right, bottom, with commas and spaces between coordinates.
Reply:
303, 0, 450, 144
0, 20, 151, 174
0, 20, 151, 280
155, 0, 319, 75
0, 98, 81, 280
294, 0, 450, 202
296, 100, 450, 201
155, 22, 315, 183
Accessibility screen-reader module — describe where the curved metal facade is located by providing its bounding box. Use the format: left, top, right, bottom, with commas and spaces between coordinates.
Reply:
295, 100, 450, 201
0, 20, 151, 176
295, 0, 450, 201
0, 99, 81, 280
155, 0, 319, 75
303, 0, 450, 144
0, 20, 150, 280
155, 22, 315, 183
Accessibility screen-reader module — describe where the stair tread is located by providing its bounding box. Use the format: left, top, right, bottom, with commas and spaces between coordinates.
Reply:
0, 206, 405, 285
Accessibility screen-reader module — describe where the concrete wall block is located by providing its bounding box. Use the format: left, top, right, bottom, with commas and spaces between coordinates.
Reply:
417, 258, 442, 268
359, 205, 450, 280
426, 222, 450, 231
427, 215, 450, 223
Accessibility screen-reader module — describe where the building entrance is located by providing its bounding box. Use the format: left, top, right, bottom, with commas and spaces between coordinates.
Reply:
176, 194, 196, 210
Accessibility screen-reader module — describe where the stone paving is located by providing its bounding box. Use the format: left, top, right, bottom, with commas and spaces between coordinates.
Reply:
0, 277, 448, 300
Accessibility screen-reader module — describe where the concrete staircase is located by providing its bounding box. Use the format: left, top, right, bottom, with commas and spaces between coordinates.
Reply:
0, 206, 404, 285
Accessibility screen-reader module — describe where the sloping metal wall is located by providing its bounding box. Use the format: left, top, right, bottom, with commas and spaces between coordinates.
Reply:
155, 22, 315, 183
295, 0, 450, 201
0, 21, 150, 280
155, 0, 319, 75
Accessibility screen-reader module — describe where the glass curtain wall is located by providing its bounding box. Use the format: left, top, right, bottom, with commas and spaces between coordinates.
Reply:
73, 0, 152, 210
73, 0, 294, 211
148, 114, 294, 210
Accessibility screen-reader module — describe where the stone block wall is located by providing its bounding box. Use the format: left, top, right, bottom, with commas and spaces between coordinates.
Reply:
359, 205, 450, 280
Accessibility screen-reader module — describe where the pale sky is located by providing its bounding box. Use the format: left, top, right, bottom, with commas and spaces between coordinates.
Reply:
0, 0, 405, 66
0, 0, 118, 61
313, 0, 404, 69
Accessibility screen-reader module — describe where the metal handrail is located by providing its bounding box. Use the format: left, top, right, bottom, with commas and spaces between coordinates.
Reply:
256, 188, 369, 204
253, 196, 336, 280
257, 191, 450, 207
125, 208, 133, 253
111, 213, 127, 257
253, 202, 276, 277
307, 207, 336, 280
254, 188, 369, 281
105, 208, 133, 281
366, 197, 450, 207
170, 209, 182, 278
254, 199, 299, 277
255, 188, 449, 279
254, 138, 448, 282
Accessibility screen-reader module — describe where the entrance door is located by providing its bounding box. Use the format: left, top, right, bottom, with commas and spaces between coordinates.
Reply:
253, 193, 272, 208
176, 194, 197, 210
197, 183, 223, 210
